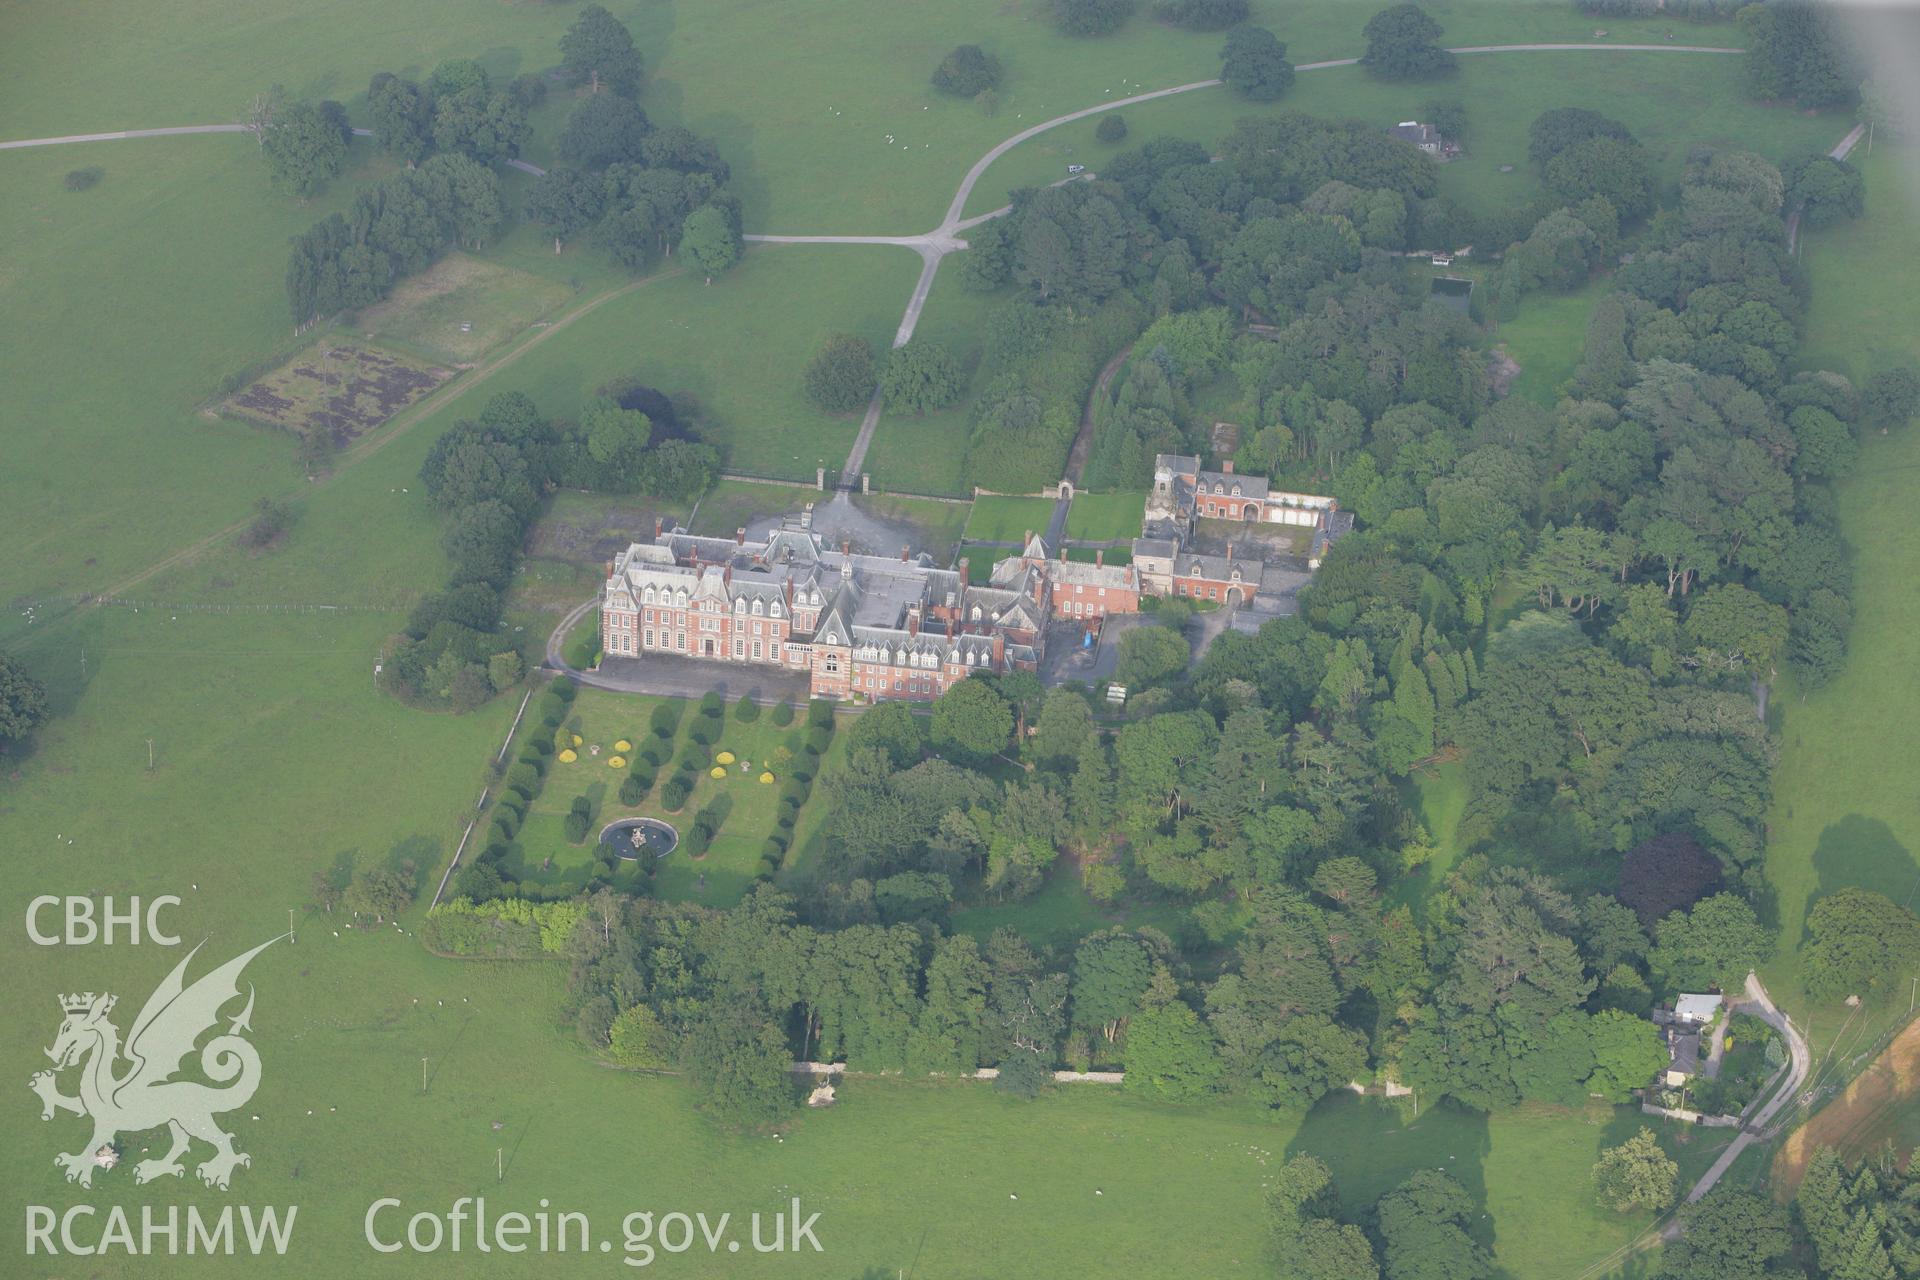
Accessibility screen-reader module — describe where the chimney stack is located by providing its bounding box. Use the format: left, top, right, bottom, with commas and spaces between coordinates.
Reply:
1059, 545, 1067, 562
842, 539, 850, 556
1096, 549, 1104, 567
736, 527, 747, 545
958, 556, 970, 584
901, 545, 909, 562
1222, 460, 1234, 475
654, 516, 665, 540
1226, 543, 1233, 561
992, 632, 1005, 666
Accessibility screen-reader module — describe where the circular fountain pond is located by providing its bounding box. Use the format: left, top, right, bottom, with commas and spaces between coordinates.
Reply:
598, 817, 679, 861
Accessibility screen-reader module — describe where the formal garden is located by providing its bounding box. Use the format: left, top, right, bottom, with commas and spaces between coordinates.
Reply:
455, 681, 842, 907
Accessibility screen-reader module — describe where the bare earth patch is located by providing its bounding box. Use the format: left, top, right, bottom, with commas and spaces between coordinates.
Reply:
1775, 1015, 1920, 1197
225, 344, 451, 444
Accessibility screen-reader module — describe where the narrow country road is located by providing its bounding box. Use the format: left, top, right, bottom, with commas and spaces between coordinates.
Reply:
1678, 972, 1814, 1207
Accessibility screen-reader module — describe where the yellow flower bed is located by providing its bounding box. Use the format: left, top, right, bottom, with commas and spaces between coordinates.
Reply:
715, 750, 737, 765
614, 739, 633, 753
571, 734, 583, 747
558, 749, 578, 764
759, 771, 775, 784
709, 765, 727, 779
608, 756, 626, 769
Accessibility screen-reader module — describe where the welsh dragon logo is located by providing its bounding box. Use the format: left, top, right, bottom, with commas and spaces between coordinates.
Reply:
29, 936, 282, 1190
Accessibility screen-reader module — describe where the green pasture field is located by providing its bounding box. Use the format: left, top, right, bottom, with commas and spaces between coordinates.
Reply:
349, 252, 577, 365
963, 495, 1059, 545
1758, 145, 1920, 1054
2, 1, 1706, 234
1064, 489, 1146, 542
960, 50, 1846, 223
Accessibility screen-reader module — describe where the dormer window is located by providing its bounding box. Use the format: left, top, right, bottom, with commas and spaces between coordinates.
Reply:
971, 606, 982, 621
771, 603, 783, 617
752, 600, 764, 616
1232, 484, 1242, 496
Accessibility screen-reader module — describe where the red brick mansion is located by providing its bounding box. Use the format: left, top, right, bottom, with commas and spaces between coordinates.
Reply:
598, 457, 1348, 702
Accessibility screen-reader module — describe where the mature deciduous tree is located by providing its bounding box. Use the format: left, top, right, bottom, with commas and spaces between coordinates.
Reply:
879, 338, 963, 414
1360, 5, 1456, 81
803, 333, 878, 413
1220, 27, 1294, 101
1592, 1128, 1678, 1212
561, 4, 645, 96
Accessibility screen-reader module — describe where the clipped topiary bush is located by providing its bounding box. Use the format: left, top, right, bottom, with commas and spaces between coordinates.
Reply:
734, 695, 759, 723
551, 675, 576, 702
805, 725, 831, 755
680, 742, 711, 771
506, 762, 540, 793
563, 810, 591, 842
682, 825, 710, 858
661, 776, 692, 811
619, 774, 646, 806
807, 699, 835, 729
771, 702, 795, 727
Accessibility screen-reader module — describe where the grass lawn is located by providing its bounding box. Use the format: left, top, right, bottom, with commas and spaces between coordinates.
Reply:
349, 252, 577, 365
1064, 490, 1146, 542
1391, 759, 1471, 922
963, 495, 1059, 545
952, 859, 1198, 952
689, 477, 819, 538
962, 52, 1846, 222
1756, 145, 1920, 1054
861, 278, 1009, 496
853, 494, 974, 562
1492, 275, 1612, 406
